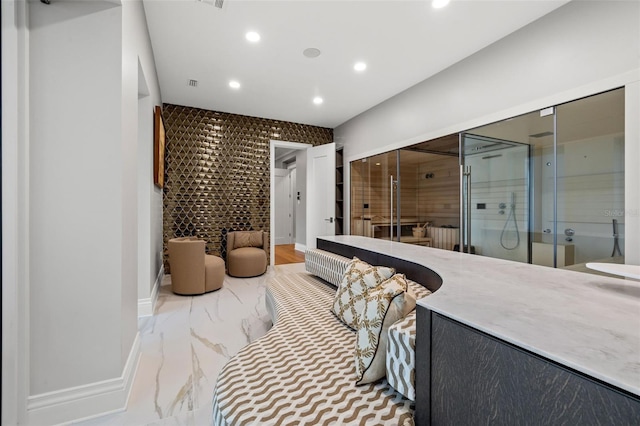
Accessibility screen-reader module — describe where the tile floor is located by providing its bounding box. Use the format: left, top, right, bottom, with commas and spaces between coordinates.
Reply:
75, 263, 306, 426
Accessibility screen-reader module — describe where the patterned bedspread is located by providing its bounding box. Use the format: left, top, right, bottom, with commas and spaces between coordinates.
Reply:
386, 283, 431, 402
212, 272, 415, 425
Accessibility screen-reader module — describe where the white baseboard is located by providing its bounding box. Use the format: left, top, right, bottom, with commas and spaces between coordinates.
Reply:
26, 332, 141, 426
138, 264, 164, 317
294, 243, 307, 253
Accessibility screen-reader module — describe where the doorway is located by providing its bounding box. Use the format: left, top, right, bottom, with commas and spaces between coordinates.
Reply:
269, 140, 311, 265
269, 140, 336, 265
273, 149, 304, 265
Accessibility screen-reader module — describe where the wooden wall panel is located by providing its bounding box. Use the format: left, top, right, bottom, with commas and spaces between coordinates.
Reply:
417, 155, 460, 227
350, 152, 460, 238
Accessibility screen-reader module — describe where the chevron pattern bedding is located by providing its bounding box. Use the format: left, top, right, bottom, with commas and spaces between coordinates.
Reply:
386, 283, 431, 401
212, 272, 415, 426
304, 248, 351, 287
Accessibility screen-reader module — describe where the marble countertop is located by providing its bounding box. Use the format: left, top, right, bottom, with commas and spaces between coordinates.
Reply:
587, 262, 640, 280
320, 235, 640, 397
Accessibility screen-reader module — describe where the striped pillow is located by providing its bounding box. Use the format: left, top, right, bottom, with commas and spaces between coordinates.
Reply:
304, 249, 351, 287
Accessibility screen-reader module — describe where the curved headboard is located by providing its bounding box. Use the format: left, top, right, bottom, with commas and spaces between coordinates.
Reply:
317, 239, 443, 293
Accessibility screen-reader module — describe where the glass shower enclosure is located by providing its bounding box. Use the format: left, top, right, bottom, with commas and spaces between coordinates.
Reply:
349, 88, 625, 273
459, 134, 530, 262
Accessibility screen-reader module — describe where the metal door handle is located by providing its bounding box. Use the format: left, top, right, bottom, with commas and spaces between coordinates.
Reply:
324, 217, 334, 223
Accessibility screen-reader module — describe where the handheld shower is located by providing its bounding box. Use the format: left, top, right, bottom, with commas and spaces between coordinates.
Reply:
611, 219, 622, 257
500, 192, 520, 250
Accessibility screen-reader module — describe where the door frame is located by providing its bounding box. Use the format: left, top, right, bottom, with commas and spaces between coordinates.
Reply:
270, 140, 312, 265
306, 142, 336, 250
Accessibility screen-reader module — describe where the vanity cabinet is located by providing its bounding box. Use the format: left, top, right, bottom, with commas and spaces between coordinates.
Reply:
416, 306, 640, 425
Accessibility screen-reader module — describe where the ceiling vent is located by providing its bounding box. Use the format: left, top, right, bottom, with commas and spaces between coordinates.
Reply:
188, 79, 198, 87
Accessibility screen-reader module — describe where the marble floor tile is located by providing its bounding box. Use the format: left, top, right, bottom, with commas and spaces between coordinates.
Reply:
74, 263, 304, 426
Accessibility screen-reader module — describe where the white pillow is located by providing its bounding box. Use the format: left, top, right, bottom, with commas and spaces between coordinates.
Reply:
354, 274, 416, 385
331, 257, 395, 329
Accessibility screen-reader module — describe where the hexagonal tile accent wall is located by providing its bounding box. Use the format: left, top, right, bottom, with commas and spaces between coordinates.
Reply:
162, 104, 333, 272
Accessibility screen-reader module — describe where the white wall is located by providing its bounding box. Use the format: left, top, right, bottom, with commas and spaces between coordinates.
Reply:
1, 0, 163, 423
336, 0, 640, 263
124, 0, 163, 314
29, 0, 124, 395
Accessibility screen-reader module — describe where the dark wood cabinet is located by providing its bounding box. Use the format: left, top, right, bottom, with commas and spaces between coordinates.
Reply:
416, 306, 640, 425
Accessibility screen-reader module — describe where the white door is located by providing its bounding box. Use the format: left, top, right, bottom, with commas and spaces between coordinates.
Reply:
274, 168, 291, 245
306, 143, 336, 249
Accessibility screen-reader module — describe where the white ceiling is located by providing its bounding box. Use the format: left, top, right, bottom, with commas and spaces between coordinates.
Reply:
143, 0, 569, 129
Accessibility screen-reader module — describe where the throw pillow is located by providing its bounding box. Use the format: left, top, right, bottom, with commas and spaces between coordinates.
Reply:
332, 257, 395, 329
354, 273, 416, 385
233, 231, 263, 249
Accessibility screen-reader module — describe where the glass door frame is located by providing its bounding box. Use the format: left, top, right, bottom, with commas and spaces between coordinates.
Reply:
458, 132, 533, 260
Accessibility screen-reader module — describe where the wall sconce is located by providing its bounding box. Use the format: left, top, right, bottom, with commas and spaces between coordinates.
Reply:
425, 173, 435, 179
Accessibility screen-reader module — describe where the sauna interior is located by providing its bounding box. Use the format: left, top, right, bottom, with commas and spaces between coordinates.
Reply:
350, 135, 461, 250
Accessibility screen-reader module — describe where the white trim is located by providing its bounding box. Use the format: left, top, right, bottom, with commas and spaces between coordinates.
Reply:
294, 243, 307, 253
2, 1, 31, 423
26, 333, 141, 425
138, 264, 163, 317
269, 140, 312, 266
625, 81, 640, 266
344, 69, 639, 166
2, 1, 21, 423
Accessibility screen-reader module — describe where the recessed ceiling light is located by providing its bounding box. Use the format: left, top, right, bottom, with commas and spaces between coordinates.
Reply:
229, 80, 241, 89
432, 0, 450, 9
303, 48, 322, 58
354, 62, 367, 72
245, 31, 260, 42
313, 96, 323, 105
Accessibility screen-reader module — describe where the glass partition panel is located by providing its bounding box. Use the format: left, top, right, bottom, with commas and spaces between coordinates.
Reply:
350, 159, 365, 236
399, 149, 460, 249
347, 88, 625, 274
461, 134, 530, 262
555, 88, 625, 270
350, 151, 398, 239
364, 151, 398, 240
